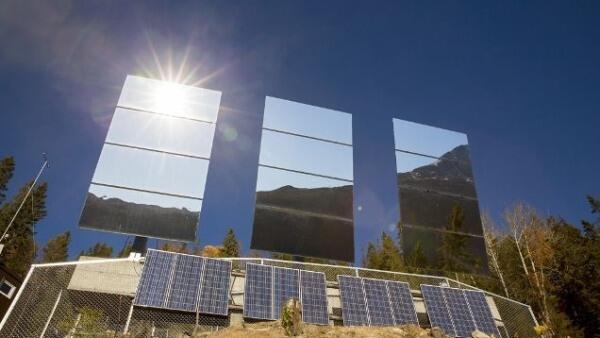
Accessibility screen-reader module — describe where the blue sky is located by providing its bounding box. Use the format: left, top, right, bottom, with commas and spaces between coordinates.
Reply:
0, 1, 599, 261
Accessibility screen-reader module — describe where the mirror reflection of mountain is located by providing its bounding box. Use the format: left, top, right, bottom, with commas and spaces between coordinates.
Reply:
256, 184, 353, 219
398, 145, 483, 236
79, 193, 198, 241
253, 144, 483, 259
398, 145, 476, 198
255, 145, 475, 217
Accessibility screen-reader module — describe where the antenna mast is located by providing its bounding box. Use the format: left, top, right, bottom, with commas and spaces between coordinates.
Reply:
0, 154, 49, 253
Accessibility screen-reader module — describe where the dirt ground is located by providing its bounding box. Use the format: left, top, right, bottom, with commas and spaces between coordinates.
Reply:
194, 321, 460, 338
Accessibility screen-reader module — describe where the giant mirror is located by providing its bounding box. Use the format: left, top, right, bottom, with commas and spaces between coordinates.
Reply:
78, 76, 221, 241
251, 97, 354, 262
393, 119, 488, 272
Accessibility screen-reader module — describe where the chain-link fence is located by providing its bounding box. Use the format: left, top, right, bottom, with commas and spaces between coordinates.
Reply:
0, 256, 539, 338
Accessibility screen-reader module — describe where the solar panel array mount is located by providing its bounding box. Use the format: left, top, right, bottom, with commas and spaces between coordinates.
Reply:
134, 249, 232, 316
337, 275, 419, 327
243, 263, 329, 325
420, 284, 501, 338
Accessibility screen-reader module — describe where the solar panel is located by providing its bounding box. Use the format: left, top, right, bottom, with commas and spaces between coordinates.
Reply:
386, 280, 419, 326
362, 278, 395, 326
197, 259, 232, 316
444, 287, 477, 337
244, 263, 273, 320
338, 275, 369, 326
300, 270, 329, 325
272, 267, 300, 319
135, 250, 231, 317
166, 254, 203, 311
421, 285, 456, 336
135, 250, 176, 307
464, 290, 502, 338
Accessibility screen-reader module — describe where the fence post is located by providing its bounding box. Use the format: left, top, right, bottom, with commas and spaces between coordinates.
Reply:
0, 265, 35, 331
528, 305, 540, 326
123, 304, 134, 335
39, 289, 62, 338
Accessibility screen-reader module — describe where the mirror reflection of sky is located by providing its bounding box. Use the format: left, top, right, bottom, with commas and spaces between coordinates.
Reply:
395, 152, 439, 174
259, 130, 353, 181
393, 118, 468, 158
92, 144, 209, 199
106, 108, 215, 159
263, 96, 352, 145
118, 75, 221, 122
86, 76, 220, 219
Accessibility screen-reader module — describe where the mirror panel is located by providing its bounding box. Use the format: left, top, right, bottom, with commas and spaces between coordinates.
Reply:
252, 206, 354, 262
92, 144, 209, 199
79, 184, 200, 241
263, 96, 352, 144
256, 166, 353, 219
398, 188, 483, 235
259, 130, 353, 180
79, 76, 221, 241
393, 118, 468, 157
400, 226, 488, 274
395, 150, 476, 198
252, 98, 355, 261
117, 75, 221, 122
107, 108, 215, 158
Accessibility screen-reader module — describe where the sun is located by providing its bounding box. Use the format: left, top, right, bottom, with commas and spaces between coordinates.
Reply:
152, 81, 188, 116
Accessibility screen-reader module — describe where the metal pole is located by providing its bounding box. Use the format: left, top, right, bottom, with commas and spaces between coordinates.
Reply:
0, 154, 49, 245
39, 290, 62, 338
122, 304, 134, 335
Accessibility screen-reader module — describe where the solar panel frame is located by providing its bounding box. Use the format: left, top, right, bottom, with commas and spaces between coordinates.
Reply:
386, 280, 419, 326
243, 263, 274, 320
134, 250, 177, 308
463, 289, 502, 338
443, 287, 478, 337
338, 275, 370, 326
165, 253, 204, 312
300, 270, 329, 325
362, 278, 395, 326
421, 284, 456, 337
197, 258, 232, 316
272, 266, 300, 319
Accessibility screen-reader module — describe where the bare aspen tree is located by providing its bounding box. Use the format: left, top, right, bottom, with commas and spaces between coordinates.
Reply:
481, 212, 510, 298
506, 203, 555, 337
504, 203, 532, 276
525, 217, 556, 336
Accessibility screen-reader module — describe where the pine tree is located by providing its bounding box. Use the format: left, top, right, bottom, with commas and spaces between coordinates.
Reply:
0, 179, 48, 276
271, 252, 294, 261
80, 242, 113, 258
42, 231, 71, 263
379, 232, 404, 271
406, 241, 427, 269
221, 228, 240, 257
117, 243, 133, 258
0, 156, 15, 204
362, 232, 404, 271
160, 241, 188, 254
440, 204, 471, 272
363, 242, 381, 269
